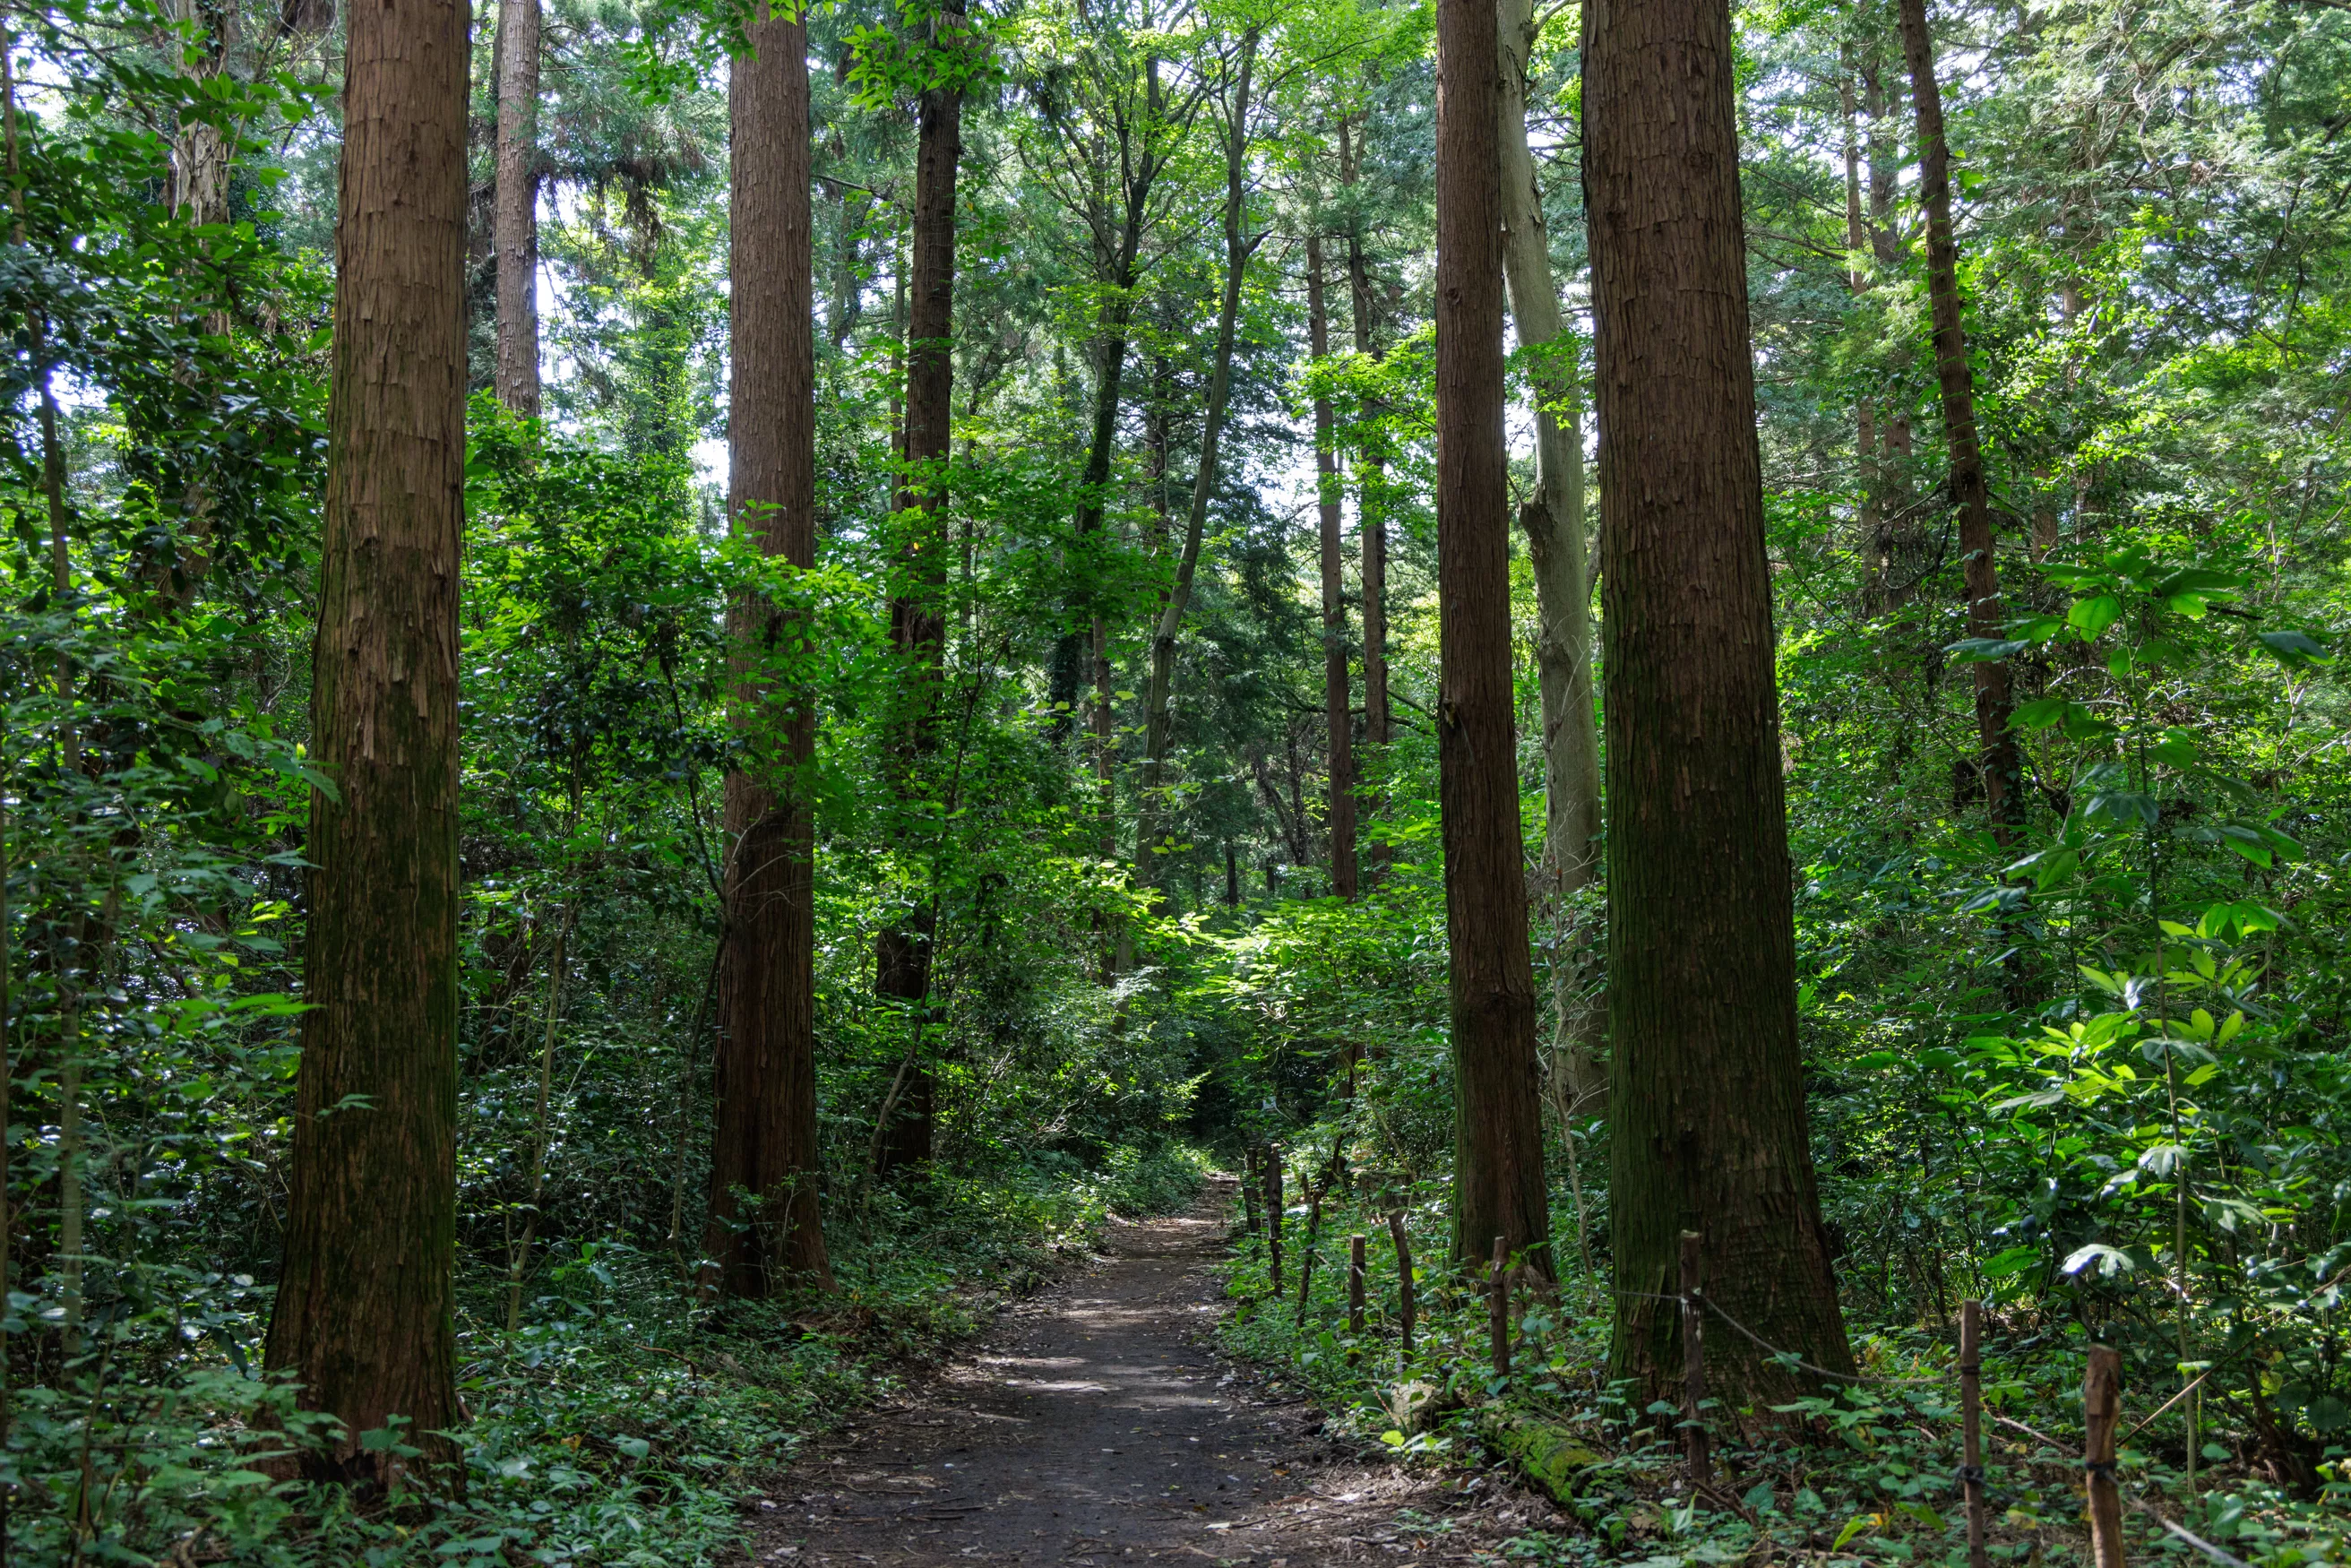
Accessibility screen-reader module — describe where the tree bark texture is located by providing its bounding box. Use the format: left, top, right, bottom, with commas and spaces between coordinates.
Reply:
263, 0, 469, 1481
1435, 0, 1551, 1279
1897, 0, 2023, 844
1495, 0, 1604, 1111
705, 6, 835, 1296
1305, 236, 1357, 900
1137, 30, 1256, 901
874, 3, 966, 1171
493, 0, 540, 416
1585, 0, 1855, 1409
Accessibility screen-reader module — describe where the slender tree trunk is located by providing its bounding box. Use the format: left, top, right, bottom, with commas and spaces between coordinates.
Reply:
494, 0, 540, 416
1305, 236, 1357, 900
504, 902, 571, 1331
1860, 56, 1921, 615
1345, 214, 1391, 883
1586, 0, 1854, 1410
1897, 0, 2023, 844
1137, 31, 1258, 902
262, 0, 468, 1482
155, 0, 235, 608
1435, 0, 1550, 1279
1496, 0, 1602, 1110
1842, 65, 1888, 613
705, 4, 835, 1297
874, 2, 967, 1172
1048, 64, 1166, 734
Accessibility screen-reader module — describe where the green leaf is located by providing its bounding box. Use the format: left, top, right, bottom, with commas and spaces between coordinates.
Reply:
2255, 629, 2332, 667
2068, 595, 2123, 638
1945, 637, 2028, 662
2217, 824, 2272, 866
2011, 696, 2068, 731
2062, 1242, 2134, 1279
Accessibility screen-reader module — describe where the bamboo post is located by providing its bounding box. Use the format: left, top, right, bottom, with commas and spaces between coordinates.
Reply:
1680, 1230, 1710, 1483
1241, 1145, 1260, 1240
1959, 1299, 1988, 1568
1265, 1142, 1284, 1296
2085, 1345, 2125, 1568
1387, 1209, 1416, 1356
1489, 1234, 1511, 1381
1348, 1233, 1366, 1356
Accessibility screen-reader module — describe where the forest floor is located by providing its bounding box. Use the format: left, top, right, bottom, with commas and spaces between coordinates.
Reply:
738, 1177, 1558, 1567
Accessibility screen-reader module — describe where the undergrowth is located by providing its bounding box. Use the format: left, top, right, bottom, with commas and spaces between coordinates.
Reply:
1217, 1179, 2351, 1568
3, 1142, 1210, 1566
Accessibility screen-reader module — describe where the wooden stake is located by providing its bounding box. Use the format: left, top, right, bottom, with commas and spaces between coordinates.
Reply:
1489, 1234, 1511, 1380
1959, 1299, 1988, 1568
1265, 1142, 1284, 1296
1348, 1234, 1365, 1359
1241, 1145, 1260, 1240
1387, 1209, 1416, 1355
2085, 1344, 2125, 1568
1293, 1169, 1328, 1327
1680, 1229, 1710, 1484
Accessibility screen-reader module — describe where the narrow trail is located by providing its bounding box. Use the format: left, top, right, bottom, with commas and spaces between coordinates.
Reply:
744, 1178, 1557, 1566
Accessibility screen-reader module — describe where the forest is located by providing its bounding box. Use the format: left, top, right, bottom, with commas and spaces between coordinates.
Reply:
1, 0, 2347, 1557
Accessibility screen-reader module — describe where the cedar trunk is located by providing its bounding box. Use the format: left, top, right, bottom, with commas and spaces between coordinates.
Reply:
493, 0, 540, 416
1305, 236, 1356, 900
263, 0, 468, 1481
1897, 0, 2023, 843
1585, 0, 1854, 1409
1434, 0, 1551, 1279
705, 6, 834, 1297
875, 9, 965, 1171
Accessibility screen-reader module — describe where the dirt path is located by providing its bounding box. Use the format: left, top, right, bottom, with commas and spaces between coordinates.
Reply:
743, 1179, 1558, 1566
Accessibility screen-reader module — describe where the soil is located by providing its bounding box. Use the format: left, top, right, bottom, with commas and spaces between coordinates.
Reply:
741, 1178, 1564, 1566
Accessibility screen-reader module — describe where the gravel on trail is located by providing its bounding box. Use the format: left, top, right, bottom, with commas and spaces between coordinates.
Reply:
741, 1179, 1564, 1567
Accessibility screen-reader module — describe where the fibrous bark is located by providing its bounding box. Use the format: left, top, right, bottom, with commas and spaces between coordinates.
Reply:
1585, 0, 1854, 1409
1435, 0, 1550, 1279
262, 0, 468, 1481
704, 4, 835, 1296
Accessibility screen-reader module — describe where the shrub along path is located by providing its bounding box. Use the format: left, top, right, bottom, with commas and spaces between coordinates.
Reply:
744, 1177, 1551, 1565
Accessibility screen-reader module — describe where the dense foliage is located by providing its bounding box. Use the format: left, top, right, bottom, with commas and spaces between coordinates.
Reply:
2, 0, 2346, 1559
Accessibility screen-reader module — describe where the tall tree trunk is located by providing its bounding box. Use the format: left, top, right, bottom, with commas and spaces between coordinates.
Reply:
1434, 0, 1550, 1279
1305, 236, 1356, 900
1859, 55, 1921, 614
1137, 30, 1258, 904
704, 4, 835, 1297
1345, 209, 1391, 882
874, 2, 967, 1172
1496, 0, 1602, 1109
262, 0, 468, 1482
1897, 0, 2023, 844
156, 0, 235, 607
1047, 61, 1168, 737
1841, 64, 1886, 613
494, 0, 540, 416
1586, 0, 1854, 1409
